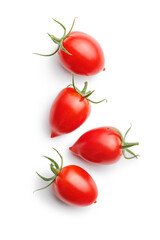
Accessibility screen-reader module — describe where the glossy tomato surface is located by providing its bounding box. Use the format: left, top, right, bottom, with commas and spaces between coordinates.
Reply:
70, 127, 123, 164
52, 165, 98, 206
49, 87, 90, 138
58, 31, 105, 76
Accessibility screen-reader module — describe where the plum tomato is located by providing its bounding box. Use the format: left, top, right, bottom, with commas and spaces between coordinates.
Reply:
69, 125, 139, 164
49, 74, 106, 138
34, 18, 105, 76
35, 148, 98, 207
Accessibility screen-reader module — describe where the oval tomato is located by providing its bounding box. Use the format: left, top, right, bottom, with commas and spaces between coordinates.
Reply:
69, 125, 139, 164
58, 31, 105, 76
50, 87, 90, 138
35, 148, 98, 207
35, 18, 105, 76
52, 165, 98, 206
49, 74, 106, 138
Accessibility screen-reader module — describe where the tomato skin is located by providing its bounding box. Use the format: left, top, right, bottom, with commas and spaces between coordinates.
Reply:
69, 127, 123, 164
52, 165, 98, 206
49, 87, 91, 137
58, 31, 105, 76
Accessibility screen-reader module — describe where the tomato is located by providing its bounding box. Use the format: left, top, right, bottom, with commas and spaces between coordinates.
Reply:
49, 74, 106, 138
35, 148, 98, 207
52, 165, 98, 206
35, 18, 105, 76
69, 125, 139, 164
58, 31, 105, 76
50, 87, 90, 137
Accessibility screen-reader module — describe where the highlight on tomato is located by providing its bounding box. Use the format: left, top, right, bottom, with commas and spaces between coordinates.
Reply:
34, 148, 98, 207
49, 74, 107, 138
34, 18, 105, 76
69, 124, 139, 164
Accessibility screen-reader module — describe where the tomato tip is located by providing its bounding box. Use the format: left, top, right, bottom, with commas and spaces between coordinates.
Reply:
50, 131, 59, 138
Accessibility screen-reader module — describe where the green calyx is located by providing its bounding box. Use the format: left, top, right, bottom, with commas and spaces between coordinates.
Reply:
34, 148, 63, 193
69, 74, 107, 104
34, 18, 77, 57
109, 124, 139, 159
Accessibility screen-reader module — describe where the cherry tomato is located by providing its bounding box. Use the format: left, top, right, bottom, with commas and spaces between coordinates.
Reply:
50, 87, 90, 138
49, 74, 106, 138
35, 148, 98, 207
35, 18, 105, 76
69, 125, 139, 164
58, 31, 105, 76
52, 165, 98, 206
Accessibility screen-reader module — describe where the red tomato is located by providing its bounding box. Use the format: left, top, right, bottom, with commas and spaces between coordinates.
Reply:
49, 74, 106, 138
70, 126, 139, 164
35, 18, 105, 76
50, 87, 90, 138
58, 31, 105, 76
35, 148, 98, 207
52, 165, 98, 206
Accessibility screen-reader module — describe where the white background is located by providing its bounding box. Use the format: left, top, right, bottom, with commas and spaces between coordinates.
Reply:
0, 0, 160, 239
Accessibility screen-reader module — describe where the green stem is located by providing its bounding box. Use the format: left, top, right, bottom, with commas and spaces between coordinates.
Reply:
109, 125, 139, 159
34, 148, 64, 193
47, 33, 61, 43
108, 128, 124, 144
125, 149, 140, 159
63, 17, 77, 39
124, 123, 132, 141
33, 179, 55, 193
52, 148, 63, 170
36, 172, 55, 181
34, 18, 76, 57
33, 47, 59, 57
50, 164, 60, 175
52, 18, 66, 37
122, 142, 139, 149
60, 41, 72, 55
71, 74, 107, 104
123, 150, 139, 160
84, 90, 95, 98
43, 155, 59, 169
87, 98, 107, 104
81, 82, 88, 94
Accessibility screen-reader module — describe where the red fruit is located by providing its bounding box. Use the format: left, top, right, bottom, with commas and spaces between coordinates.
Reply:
58, 31, 105, 76
70, 125, 139, 164
34, 18, 105, 76
49, 74, 106, 138
50, 87, 90, 138
52, 165, 98, 206
35, 148, 98, 207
